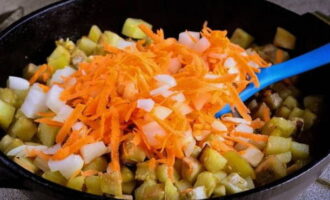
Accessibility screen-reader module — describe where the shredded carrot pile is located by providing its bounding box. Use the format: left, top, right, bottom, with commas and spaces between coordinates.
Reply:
35, 24, 271, 178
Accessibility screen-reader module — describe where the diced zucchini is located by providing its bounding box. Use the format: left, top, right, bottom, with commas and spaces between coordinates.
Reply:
156, 164, 169, 183
264, 93, 282, 110
77, 36, 98, 56
37, 123, 59, 147
262, 117, 296, 137
85, 176, 102, 195
276, 106, 291, 119
275, 151, 292, 164
180, 157, 203, 183
213, 184, 226, 197
71, 48, 87, 67
67, 176, 85, 191
100, 171, 122, 196
47, 45, 71, 70
0, 88, 17, 107
213, 171, 227, 183
301, 109, 316, 130
245, 176, 255, 189
122, 181, 136, 194
82, 156, 107, 172
88, 25, 102, 43
273, 27, 296, 50
220, 175, 244, 195
165, 179, 180, 200
23, 63, 38, 79
121, 166, 134, 183
0, 135, 14, 152
13, 89, 28, 108
121, 137, 146, 164
230, 28, 254, 49
99, 31, 123, 47
134, 179, 164, 200
42, 171, 67, 185
33, 156, 50, 172
282, 96, 298, 109
135, 159, 157, 181
255, 155, 287, 185
303, 95, 323, 114
56, 38, 75, 52
200, 146, 227, 173
191, 145, 202, 158
0, 99, 16, 130
4, 138, 23, 154
223, 173, 248, 190
265, 136, 292, 155
223, 151, 255, 178
13, 157, 38, 173
194, 171, 216, 197
288, 107, 304, 120
254, 103, 271, 121
9, 116, 37, 142
181, 186, 207, 200
290, 141, 309, 160
175, 179, 192, 192
122, 18, 152, 39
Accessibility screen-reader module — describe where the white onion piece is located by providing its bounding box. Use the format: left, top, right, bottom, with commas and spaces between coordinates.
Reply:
168, 58, 181, 74
142, 121, 166, 147
223, 117, 251, 125
117, 40, 135, 49
194, 130, 211, 141
211, 120, 227, 131
192, 93, 210, 110
210, 83, 225, 89
50, 66, 76, 85
235, 124, 253, 133
171, 92, 186, 102
48, 154, 84, 179
20, 84, 48, 118
183, 137, 196, 157
193, 37, 210, 53
224, 57, 237, 68
53, 105, 73, 123
72, 122, 85, 131
152, 105, 172, 120
137, 98, 155, 112
204, 73, 220, 79
248, 61, 259, 69
175, 102, 193, 115
154, 74, 177, 87
7, 76, 30, 90
150, 85, 171, 97
42, 143, 61, 155
192, 186, 207, 199
234, 137, 251, 151
178, 31, 200, 48
7, 145, 48, 157
46, 85, 66, 113
240, 147, 264, 167
80, 141, 107, 164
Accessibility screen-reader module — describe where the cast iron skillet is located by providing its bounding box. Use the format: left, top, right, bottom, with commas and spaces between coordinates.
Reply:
0, 0, 329, 199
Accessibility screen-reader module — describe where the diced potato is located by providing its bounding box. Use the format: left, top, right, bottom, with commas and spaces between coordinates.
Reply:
13, 89, 28, 108
213, 184, 226, 197
100, 171, 122, 196
121, 166, 134, 183
194, 171, 216, 197
134, 180, 164, 200
240, 147, 264, 167
191, 145, 202, 158
88, 25, 102, 43
220, 175, 244, 195
42, 171, 67, 185
37, 123, 59, 147
33, 156, 50, 172
301, 109, 317, 130
175, 180, 192, 192
265, 136, 292, 155
156, 164, 169, 183
47, 45, 71, 70
288, 107, 304, 120
230, 28, 254, 49
181, 186, 207, 200
77, 36, 98, 56
255, 155, 287, 185
9, 116, 37, 142
0, 88, 17, 107
223, 151, 255, 178
213, 171, 227, 183
0, 99, 16, 130
71, 48, 87, 67
180, 157, 203, 183
276, 151, 292, 164
99, 31, 123, 47
262, 117, 296, 137
135, 159, 157, 181
245, 176, 255, 189
264, 93, 282, 110
122, 18, 152, 39
290, 141, 309, 160
23, 63, 38, 79
282, 96, 298, 109
276, 106, 291, 119
0, 135, 14, 152
4, 138, 24, 154
273, 27, 296, 50
122, 181, 136, 194
121, 137, 146, 164
224, 173, 248, 190
13, 157, 38, 173
67, 176, 85, 191
165, 179, 180, 200
85, 176, 102, 195
82, 157, 107, 172
303, 95, 323, 114
200, 147, 227, 173
56, 38, 75, 52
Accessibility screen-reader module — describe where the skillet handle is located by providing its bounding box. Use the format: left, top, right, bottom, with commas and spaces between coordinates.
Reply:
0, 161, 26, 189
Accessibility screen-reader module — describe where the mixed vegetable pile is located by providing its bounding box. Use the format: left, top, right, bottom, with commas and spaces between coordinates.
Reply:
0, 18, 322, 200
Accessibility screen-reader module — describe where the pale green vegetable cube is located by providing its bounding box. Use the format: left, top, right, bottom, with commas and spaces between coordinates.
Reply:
191, 145, 202, 158
85, 176, 102, 195
47, 45, 71, 70
33, 156, 49, 172
0, 135, 14, 152
273, 27, 296, 50
194, 171, 216, 197
67, 176, 85, 191
121, 166, 134, 183
156, 164, 169, 183
288, 107, 304, 120
134, 180, 164, 200
276, 106, 291, 119
213, 171, 227, 183
175, 179, 191, 192
213, 184, 226, 197
14, 157, 38, 173
165, 179, 179, 200
4, 138, 23, 154
282, 96, 298, 109
276, 151, 292, 163
245, 176, 255, 189
88, 25, 102, 42
23, 63, 38, 79
230, 28, 254, 49
255, 155, 287, 185
223, 151, 255, 178
262, 117, 296, 137
122, 18, 152, 39
9, 116, 37, 142
77, 36, 97, 56
290, 141, 309, 160
82, 157, 107, 172
135, 160, 157, 181
37, 123, 59, 147
121, 137, 146, 164
99, 31, 123, 47
122, 181, 136, 194
303, 95, 323, 114
0, 99, 16, 130
200, 147, 227, 173
100, 171, 122, 196
42, 171, 67, 185
301, 109, 316, 130
265, 136, 292, 155
220, 178, 243, 194
181, 157, 202, 183
0, 88, 17, 107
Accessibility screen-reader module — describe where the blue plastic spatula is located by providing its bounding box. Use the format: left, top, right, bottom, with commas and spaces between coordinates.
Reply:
215, 43, 330, 118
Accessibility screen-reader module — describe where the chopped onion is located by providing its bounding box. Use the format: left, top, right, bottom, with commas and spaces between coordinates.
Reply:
150, 85, 172, 97
211, 120, 227, 131
192, 186, 207, 199
20, 84, 48, 118
194, 130, 211, 141
210, 83, 225, 89
117, 40, 135, 49
7, 145, 48, 157
171, 92, 186, 102
208, 53, 227, 60
53, 105, 73, 122
50, 67, 76, 85
223, 117, 251, 125
42, 143, 61, 155
137, 98, 155, 112
192, 93, 211, 110
168, 58, 181, 74
193, 37, 210, 53
72, 122, 85, 131
7, 76, 30, 90
178, 31, 200, 48
142, 121, 166, 147
235, 124, 253, 133
240, 147, 264, 167
152, 105, 172, 120
183, 137, 196, 157
248, 61, 259, 69
175, 102, 193, 115
80, 141, 107, 164
224, 57, 237, 68
204, 73, 220, 79
46, 85, 66, 113
48, 154, 84, 179
154, 74, 177, 87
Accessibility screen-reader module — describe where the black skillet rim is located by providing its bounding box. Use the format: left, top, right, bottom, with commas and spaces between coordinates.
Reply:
0, 0, 329, 199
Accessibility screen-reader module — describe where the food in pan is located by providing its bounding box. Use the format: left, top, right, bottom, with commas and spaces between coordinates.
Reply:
0, 18, 319, 199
